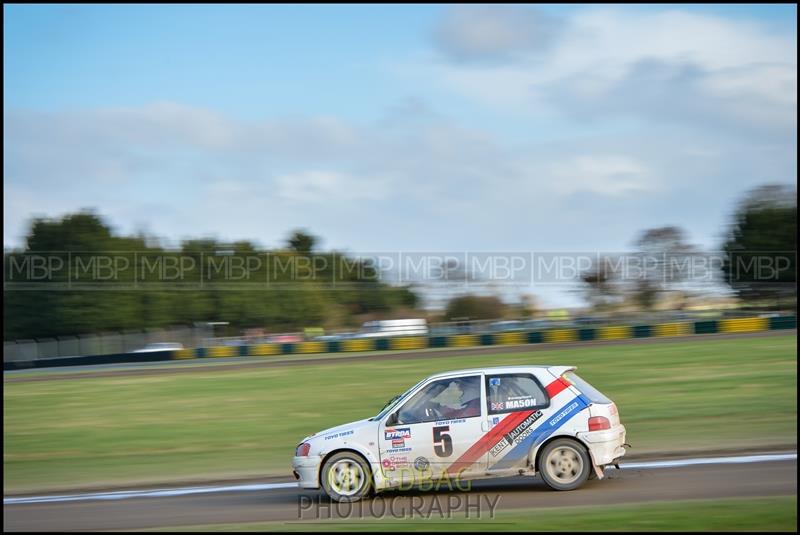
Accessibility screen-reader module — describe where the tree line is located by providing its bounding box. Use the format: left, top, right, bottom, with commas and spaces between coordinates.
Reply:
3, 214, 418, 340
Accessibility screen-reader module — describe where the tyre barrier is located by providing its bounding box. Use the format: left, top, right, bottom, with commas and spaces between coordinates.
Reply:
4, 315, 796, 371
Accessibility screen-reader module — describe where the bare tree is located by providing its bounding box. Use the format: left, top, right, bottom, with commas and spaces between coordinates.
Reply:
630, 226, 696, 310
580, 256, 624, 312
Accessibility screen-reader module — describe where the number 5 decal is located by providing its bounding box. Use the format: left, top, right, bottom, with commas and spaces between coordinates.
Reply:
433, 425, 453, 457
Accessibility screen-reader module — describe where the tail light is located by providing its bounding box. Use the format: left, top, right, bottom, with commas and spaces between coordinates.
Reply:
295, 442, 311, 457
588, 416, 611, 431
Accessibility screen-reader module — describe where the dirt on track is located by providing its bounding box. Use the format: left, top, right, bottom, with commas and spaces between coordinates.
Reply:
4, 330, 795, 384
3, 458, 796, 531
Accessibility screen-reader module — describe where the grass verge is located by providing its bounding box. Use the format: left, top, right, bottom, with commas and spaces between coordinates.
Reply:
4, 335, 796, 493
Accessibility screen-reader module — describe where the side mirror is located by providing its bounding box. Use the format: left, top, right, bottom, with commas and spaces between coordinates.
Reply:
386, 411, 399, 426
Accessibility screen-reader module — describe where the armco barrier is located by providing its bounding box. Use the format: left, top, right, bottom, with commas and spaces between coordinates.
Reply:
770, 315, 797, 330
3, 315, 795, 371
3, 350, 175, 370
718, 317, 768, 333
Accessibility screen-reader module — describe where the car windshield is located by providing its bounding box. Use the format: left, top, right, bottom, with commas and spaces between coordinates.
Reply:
379, 394, 402, 412
370, 378, 426, 421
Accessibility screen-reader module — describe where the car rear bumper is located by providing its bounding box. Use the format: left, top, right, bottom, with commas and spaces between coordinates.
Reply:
292, 456, 322, 489
578, 424, 627, 466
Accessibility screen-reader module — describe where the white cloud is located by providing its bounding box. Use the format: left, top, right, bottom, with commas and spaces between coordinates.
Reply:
549, 156, 655, 197
434, 5, 561, 63
428, 7, 797, 134
275, 170, 392, 203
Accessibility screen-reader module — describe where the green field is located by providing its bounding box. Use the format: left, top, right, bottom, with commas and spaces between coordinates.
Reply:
148, 496, 798, 532
4, 335, 797, 493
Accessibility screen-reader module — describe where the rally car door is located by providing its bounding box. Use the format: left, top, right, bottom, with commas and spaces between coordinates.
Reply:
378, 373, 486, 485
483, 371, 589, 474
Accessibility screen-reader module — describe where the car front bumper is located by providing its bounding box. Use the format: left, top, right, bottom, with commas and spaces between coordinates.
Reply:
292, 456, 322, 489
577, 424, 627, 467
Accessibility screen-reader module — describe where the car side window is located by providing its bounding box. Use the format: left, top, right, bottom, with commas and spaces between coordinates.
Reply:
396, 375, 481, 424
486, 374, 548, 414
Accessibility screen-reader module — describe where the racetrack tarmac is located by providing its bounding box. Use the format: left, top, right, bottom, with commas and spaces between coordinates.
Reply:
4, 456, 796, 531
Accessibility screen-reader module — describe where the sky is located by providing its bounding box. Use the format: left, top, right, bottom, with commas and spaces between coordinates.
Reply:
3, 4, 797, 307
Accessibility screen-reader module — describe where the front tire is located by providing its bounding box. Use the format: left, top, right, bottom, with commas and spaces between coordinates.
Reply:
538, 438, 590, 491
320, 452, 372, 502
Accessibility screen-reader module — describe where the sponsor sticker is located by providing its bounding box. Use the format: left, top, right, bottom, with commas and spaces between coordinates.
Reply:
324, 430, 354, 440
386, 447, 412, 454
489, 377, 501, 387
381, 456, 410, 471
414, 456, 430, 471
489, 440, 509, 457
549, 402, 579, 427
489, 410, 543, 457
435, 418, 466, 426
384, 427, 412, 440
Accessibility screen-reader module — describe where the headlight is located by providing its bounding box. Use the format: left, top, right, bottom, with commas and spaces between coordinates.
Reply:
295, 442, 311, 457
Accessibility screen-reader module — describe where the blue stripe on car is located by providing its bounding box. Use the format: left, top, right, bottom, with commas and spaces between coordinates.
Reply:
489, 394, 591, 470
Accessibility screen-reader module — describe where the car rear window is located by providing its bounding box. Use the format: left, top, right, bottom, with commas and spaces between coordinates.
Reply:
486, 374, 548, 414
563, 372, 612, 404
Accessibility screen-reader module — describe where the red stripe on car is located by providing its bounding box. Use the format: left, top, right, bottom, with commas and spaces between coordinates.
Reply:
546, 377, 571, 398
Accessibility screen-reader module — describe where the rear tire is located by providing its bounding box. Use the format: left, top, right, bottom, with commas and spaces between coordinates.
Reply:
320, 452, 373, 502
538, 438, 590, 491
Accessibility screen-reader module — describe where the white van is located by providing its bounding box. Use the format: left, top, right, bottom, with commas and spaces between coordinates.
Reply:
357, 319, 429, 338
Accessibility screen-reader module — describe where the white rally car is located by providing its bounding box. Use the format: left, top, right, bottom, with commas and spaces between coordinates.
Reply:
292, 365, 627, 502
